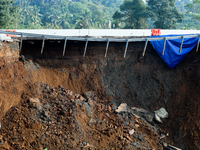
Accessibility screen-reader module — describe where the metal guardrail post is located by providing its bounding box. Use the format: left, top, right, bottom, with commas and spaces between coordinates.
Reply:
142, 38, 149, 57
20, 33, 23, 52
196, 35, 200, 52
124, 39, 129, 58
179, 36, 184, 53
105, 39, 110, 57
83, 38, 88, 57
162, 38, 167, 55
41, 35, 45, 54
63, 37, 67, 56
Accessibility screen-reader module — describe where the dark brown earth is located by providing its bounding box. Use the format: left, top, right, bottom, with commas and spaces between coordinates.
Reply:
0, 83, 163, 150
0, 39, 200, 149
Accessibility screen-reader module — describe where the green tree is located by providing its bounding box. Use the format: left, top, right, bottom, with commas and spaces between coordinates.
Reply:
14, 0, 123, 29
0, 0, 18, 28
112, 0, 150, 29
148, 0, 183, 29
186, 0, 200, 20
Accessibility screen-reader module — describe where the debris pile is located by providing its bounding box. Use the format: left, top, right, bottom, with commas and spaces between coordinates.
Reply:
0, 83, 170, 149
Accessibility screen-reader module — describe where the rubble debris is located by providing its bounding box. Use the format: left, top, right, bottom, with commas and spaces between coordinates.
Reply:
129, 129, 135, 135
82, 91, 96, 99
160, 133, 166, 140
131, 107, 149, 113
0, 83, 163, 149
154, 113, 163, 123
116, 103, 128, 113
155, 107, 169, 119
164, 145, 182, 150
29, 98, 42, 110
163, 142, 168, 147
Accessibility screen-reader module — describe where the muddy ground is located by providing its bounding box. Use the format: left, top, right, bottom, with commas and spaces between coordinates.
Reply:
0, 40, 200, 149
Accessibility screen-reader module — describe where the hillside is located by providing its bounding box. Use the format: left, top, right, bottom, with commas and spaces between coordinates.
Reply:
0, 36, 200, 149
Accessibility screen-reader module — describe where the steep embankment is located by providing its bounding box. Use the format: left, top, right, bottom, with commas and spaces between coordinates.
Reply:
0, 39, 200, 149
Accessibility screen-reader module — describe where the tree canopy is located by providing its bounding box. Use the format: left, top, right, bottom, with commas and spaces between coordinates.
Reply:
14, 0, 123, 29
186, 0, 200, 20
113, 0, 150, 29
0, 0, 18, 28
1, 0, 199, 30
148, 0, 183, 29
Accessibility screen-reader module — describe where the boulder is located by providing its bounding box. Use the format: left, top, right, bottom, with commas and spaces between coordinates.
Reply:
154, 108, 168, 119
116, 103, 128, 113
29, 98, 42, 110
83, 91, 96, 99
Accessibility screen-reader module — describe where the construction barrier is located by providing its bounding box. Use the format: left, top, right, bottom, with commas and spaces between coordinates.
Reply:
151, 29, 161, 36
6, 30, 17, 37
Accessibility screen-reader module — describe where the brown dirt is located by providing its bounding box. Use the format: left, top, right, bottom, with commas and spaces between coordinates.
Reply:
0, 83, 163, 150
1, 39, 200, 150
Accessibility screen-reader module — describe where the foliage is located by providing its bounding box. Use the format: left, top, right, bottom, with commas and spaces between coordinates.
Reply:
2, 0, 198, 29
14, 0, 123, 29
147, 0, 183, 29
174, 0, 200, 30
0, 0, 18, 29
186, 0, 200, 20
112, 0, 150, 29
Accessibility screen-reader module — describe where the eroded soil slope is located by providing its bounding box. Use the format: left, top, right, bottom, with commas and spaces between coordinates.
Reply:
0, 83, 163, 150
0, 39, 200, 149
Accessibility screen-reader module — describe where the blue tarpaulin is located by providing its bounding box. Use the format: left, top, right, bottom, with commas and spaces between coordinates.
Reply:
150, 35, 199, 69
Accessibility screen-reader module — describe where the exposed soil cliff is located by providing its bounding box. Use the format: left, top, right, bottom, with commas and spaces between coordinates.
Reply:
0, 39, 200, 149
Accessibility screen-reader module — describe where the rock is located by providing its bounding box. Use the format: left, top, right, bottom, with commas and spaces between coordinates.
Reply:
108, 106, 112, 112
83, 91, 96, 99
154, 108, 168, 119
135, 124, 139, 128
0, 141, 10, 149
88, 118, 96, 125
82, 141, 87, 146
79, 96, 85, 101
29, 98, 42, 110
43, 111, 49, 118
154, 114, 163, 123
162, 142, 168, 147
29, 98, 40, 103
84, 102, 92, 117
129, 129, 135, 135
166, 145, 182, 150
160, 134, 166, 140
131, 107, 149, 113
143, 114, 154, 123
101, 104, 106, 110
116, 103, 128, 113
0, 135, 3, 142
